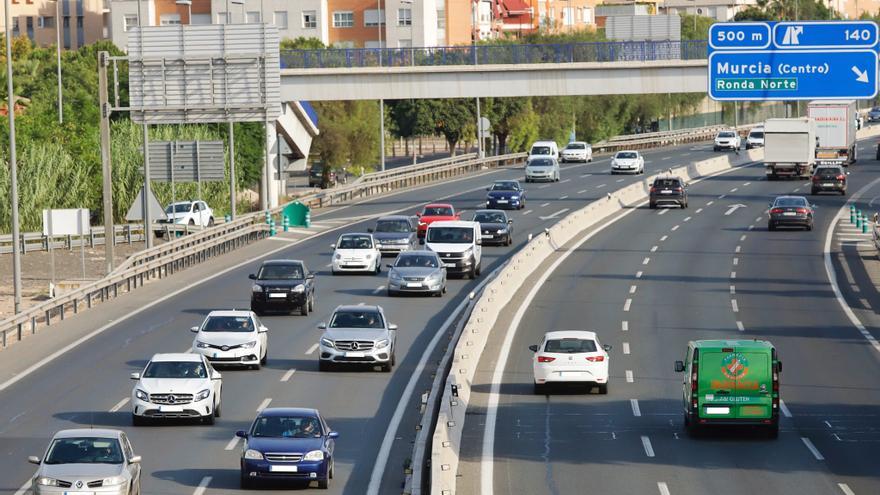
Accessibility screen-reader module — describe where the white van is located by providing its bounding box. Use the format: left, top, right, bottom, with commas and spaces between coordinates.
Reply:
527, 140, 559, 164
424, 220, 482, 279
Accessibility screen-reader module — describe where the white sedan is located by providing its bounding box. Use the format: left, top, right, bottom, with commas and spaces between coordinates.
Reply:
610, 150, 645, 174
331, 233, 382, 274
190, 310, 268, 369
560, 141, 593, 163
529, 330, 611, 394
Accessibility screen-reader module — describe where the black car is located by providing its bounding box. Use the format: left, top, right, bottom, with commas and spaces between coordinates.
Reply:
249, 260, 316, 316
811, 165, 847, 195
649, 176, 688, 209
368, 215, 418, 256
472, 209, 513, 246
308, 167, 336, 189
768, 196, 814, 231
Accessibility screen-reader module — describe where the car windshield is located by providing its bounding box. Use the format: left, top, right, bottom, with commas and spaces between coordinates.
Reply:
718, 132, 736, 138
566, 143, 586, 150
309, 168, 323, 177
749, 131, 764, 139
201, 315, 254, 333
654, 179, 681, 188
257, 264, 303, 280
329, 310, 385, 329
395, 254, 439, 268
143, 361, 208, 379
816, 167, 842, 177
616, 152, 637, 159
529, 158, 554, 167
251, 415, 323, 438
165, 203, 192, 214
774, 197, 808, 207
491, 182, 519, 191
422, 206, 454, 216
375, 220, 411, 233
473, 212, 506, 223
530, 146, 551, 155
337, 235, 373, 249
427, 227, 474, 244
544, 338, 598, 354
44, 437, 124, 465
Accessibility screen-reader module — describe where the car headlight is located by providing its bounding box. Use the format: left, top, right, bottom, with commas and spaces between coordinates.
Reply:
244, 449, 264, 460
251, 284, 263, 293
510, 196, 520, 200
321, 338, 335, 349
498, 228, 508, 234
365, 253, 373, 259
463, 247, 474, 258
241, 340, 257, 349
426, 271, 441, 281
303, 450, 324, 461
135, 389, 149, 401
36, 477, 59, 486
102, 475, 127, 486
334, 253, 342, 260
418, 221, 427, 226
292, 284, 305, 293
389, 270, 402, 281
196, 340, 210, 349
376, 339, 390, 349
195, 389, 211, 401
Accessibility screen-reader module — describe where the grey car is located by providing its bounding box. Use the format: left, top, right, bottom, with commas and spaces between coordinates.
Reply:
472, 209, 514, 246
368, 215, 418, 256
386, 251, 447, 297
318, 305, 397, 372
29, 429, 142, 494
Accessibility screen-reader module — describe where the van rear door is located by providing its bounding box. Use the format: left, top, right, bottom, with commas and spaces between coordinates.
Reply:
732, 349, 773, 420
697, 349, 737, 420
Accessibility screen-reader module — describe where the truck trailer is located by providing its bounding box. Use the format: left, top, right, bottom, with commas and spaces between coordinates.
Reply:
763, 118, 816, 180
808, 100, 857, 166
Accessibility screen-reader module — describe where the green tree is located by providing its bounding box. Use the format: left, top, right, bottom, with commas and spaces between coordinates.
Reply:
433, 99, 474, 155
484, 97, 528, 153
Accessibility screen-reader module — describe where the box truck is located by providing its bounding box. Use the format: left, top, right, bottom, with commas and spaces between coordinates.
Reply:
763, 118, 816, 180
808, 100, 857, 165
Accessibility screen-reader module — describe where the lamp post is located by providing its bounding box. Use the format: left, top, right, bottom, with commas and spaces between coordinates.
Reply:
471, 0, 483, 158
50, 0, 63, 124
5, 0, 22, 313
175, 0, 192, 23
377, 0, 385, 171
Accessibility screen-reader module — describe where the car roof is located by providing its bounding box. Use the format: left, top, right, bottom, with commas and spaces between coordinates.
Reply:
261, 259, 304, 266
424, 203, 454, 208
615, 150, 639, 154
169, 201, 196, 206
397, 250, 438, 257
333, 304, 382, 313
773, 195, 807, 201
654, 175, 682, 181
544, 330, 598, 340
493, 179, 519, 184
258, 407, 320, 417
428, 220, 477, 228
53, 428, 124, 439
150, 353, 203, 362
339, 232, 372, 237
206, 310, 253, 317
691, 339, 774, 350
474, 209, 507, 215
567, 141, 588, 145
376, 215, 412, 221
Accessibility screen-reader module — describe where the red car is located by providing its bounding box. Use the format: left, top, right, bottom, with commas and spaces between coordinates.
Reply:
416, 203, 460, 239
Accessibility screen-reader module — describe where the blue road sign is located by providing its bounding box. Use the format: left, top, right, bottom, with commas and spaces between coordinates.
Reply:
709, 23, 772, 50
708, 50, 878, 101
773, 21, 878, 50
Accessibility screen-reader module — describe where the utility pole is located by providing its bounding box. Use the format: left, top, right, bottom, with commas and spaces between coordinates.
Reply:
5, 0, 22, 312
377, 0, 385, 171
53, 0, 63, 124
98, 52, 115, 273
472, 0, 482, 158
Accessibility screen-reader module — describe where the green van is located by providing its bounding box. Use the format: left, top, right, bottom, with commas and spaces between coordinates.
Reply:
675, 339, 782, 438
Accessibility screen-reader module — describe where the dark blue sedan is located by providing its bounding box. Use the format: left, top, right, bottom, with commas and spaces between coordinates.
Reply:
485, 180, 526, 210
237, 407, 338, 489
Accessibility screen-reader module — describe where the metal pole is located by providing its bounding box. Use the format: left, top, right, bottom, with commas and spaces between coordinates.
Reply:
476, 97, 483, 158
56, 0, 63, 124
142, 124, 153, 248
5, 0, 22, 312
98, 51, 115, 273
380, 99, 385, 171
225, 0, 230, 23
261, 121, 269, 209
195, 140, 202, 202
229, 121, 236, 218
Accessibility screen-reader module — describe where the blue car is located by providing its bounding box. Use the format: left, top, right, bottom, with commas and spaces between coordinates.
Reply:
237, 407, 338, 489
485, 180, 526, 210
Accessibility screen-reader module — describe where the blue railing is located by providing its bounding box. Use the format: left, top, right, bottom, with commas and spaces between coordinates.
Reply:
299, 101, 319, 127
280, 40, 709, 69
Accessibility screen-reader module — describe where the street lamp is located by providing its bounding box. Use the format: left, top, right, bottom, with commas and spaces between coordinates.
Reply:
175, 0, 192, 24
49, 0, 62, 124
377, 0, 385, 171
4, 0, 22, 313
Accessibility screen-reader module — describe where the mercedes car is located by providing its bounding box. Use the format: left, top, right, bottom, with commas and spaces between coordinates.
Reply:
130, 353, 222, 425
318, 305, 397, 372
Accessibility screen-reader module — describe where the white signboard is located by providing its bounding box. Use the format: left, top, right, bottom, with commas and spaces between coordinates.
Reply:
43, 209, 90, 236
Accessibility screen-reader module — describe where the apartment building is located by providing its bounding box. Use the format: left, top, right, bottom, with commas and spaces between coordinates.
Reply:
659, 0, 756, 21
0, 0, 108, 48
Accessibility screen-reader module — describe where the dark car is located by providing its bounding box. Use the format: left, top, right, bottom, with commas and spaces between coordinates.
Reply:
249, 260, 316, 316
472, 209, 513, 246
485, 180, 526, 210
768, 196, 814, 231
811, 165, 847, 195
649, 176, 688, 209
237, 407, 338, 489
368, 215, 417, 256
868, 107, 880, 122
308, 167, 336, 189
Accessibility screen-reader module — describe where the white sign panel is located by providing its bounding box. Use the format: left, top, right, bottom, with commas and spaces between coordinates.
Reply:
43, 209, 90, 236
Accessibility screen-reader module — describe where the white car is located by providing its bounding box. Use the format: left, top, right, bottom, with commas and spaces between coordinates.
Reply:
190, 310, 268, 369
610, 150, 645, 174
745, 127, 765, 149
529, 330, 611, 394
130, 353, 222, 425
560, 141, 593, 163
331, 233, 382, 274
713, 130, 741, 151
160, 200, 214, 227
525, 157, 560, 182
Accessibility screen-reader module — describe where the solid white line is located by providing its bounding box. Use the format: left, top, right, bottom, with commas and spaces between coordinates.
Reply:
626, 370, 634, 383
257, 398, 272, 412
658, 482, 671, 495
660, 235, 668, 242
641, 436, 655, 457
373, 285, 385, 294
559, 195, 569, 200
643, 257, 651, 265
635, 271, 643, 279
305, 343, 319, 355
522, 209, 533, 215
13, 480, 30, 495
623, 342, 631, 355
801, 437, 825, 461
224, 436, 240, 451
281, 369, 296, 382
736, 321, 745, 332
596, 184, 607, 189
622, 321, 629, 332
838, 483, 856, 495
540, 202, 550, 207
109, 398, 129, 413
650, 246, 658, 252
623, 299, 632, 312
193, 476, 212, 495
683, 216, 692, 222
631, 399, 642, 417
695, 208, 704, 214
578, 189, 588, 194
657, 209, 669, 215
671, 225, 680, 231
731, 299, 739, 313
629, 285, 638, 294
780, 400, 793, 418
731, 271, 736, 279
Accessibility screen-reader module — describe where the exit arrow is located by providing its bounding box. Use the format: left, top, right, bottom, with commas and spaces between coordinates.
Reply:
852, 66, 869, 83
725, 204, 747, 216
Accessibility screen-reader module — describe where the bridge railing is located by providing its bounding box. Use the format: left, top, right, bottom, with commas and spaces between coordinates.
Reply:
281, 40, 709, 69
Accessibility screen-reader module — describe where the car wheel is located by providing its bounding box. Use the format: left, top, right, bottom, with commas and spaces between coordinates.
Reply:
203, 412, 215, 425
768, 222, 776, 231
589, 156, 593, 162
132, 413, 146, 427
380, 360, 393, 372
507, 234, 513, 246
214, 396, 222, 418
331, 269, 338, 276
533, 382, 546, 395
240, 472, 254, 489
391, 351, 396, 367
766, 422, 779, 439
251, 306, 263, 317
309, 294, 315, 312
683, 201, 688, 209
300, 301, 309, 316
806, 222, 813, 231
434, 289, 442, 297
252, 361, 261, 371
649, 202, 657, 209
260, 350, 267, 366
811, 189, 818, 195
598, 383, 609, 395
317, 477, 329, 489
319, 360, 332, 372
375, 260, 381, 274
208, 217, 214, 227
475, 262, 481, 277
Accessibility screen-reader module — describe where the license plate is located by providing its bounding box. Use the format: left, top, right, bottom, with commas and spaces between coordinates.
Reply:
345, 352, 365, 358
822, 183, 834, 187
496, 199, 508, 203
559, 371, 588, 377
661, 190, 673, 194
406, 282, 422, 288
159, 405, 183, 412
705, 406, 730, 414
783, 212, 797, 216
269, 465, 298, 472
482, 235, 494, 239
64, 492, 94, 495
269, 293, 287, 298
443, 262, 455, 268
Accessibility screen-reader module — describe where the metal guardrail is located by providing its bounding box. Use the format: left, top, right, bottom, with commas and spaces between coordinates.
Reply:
0, 224, 147, 255
593, 123, 763, 153
352, 153, 478, 186
280, 40, 709, 69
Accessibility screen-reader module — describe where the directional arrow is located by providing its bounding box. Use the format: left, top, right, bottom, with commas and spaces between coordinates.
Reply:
852, 66, 869, 83
725, 204, 747, 216
539, 208, 570, 220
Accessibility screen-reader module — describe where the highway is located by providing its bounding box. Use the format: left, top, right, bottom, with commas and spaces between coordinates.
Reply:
457, 138, 880, 495
0, 141, 720, 494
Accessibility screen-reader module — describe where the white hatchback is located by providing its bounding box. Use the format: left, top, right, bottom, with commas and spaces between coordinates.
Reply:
331, 233, 382, 274
529, 330, 611, 394
191, 310, 268, 369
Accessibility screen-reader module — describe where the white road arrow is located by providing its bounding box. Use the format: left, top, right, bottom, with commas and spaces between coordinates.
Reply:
724, 204, 747, 216
852, 66, 869, 83
539, 208, 570, 220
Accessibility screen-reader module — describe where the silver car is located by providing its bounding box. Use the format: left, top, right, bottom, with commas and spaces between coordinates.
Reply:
525, 157, 560, 182
318, 305, 397, 372
28, 429, 142, 494
386, 251, 447, 297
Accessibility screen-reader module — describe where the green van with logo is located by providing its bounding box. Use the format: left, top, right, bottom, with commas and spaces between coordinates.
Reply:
675, 339, 782, 438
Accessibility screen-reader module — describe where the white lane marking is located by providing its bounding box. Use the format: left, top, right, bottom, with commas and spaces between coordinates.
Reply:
755, 216, 763, 222
780, 400, 793, 418
643, 257, 651, 265
838, 483, 856, 495
735, 245, 742, 253
581, 173, 592, 178
682, 152, 691, 156
693, 207, 703, 214
650, 246, 658, 253
731, 299, 739, 313
748, 225, 755, 231
658, 482, 671, 495
641, 436, 655, 457
281, 369, 296, 382
626, 370, 634, 383
733, 258, 739, 266
224, 436, 240, 451
622, 321, 629, 332
801, 437, 825, 461
538, 184, 551, 189
13, 479, 30, 495
193, 476, 212, 495
631, 399, 642, 417
325, 263, 333, 268
635, 271, 643, 279
616, 178, 625, 183
719, 194, 727, 199
629, 285, 638, 294
657, 209, 669, 215
522, 209, 533, 216
540, 208, 571, 220
373, 285, 385, 294
730, 285, 736, 295
743, 182, 752, 186
596, 184, 607, 189
740, 234, 747, 241
825, 420, 833, 429
624, 299, 633, 312
671, 225, 680, 231
559, 195, 569, 200
560, 179, 571, 184
540, 202, 550, 207
707, 200, 714, 206
662, 156, 671, 160
730, 188, 739, 193
684, 216, 692, 222
257, 398, 272, 412
731, 271, 737, 279
736, 321, 745, 332
109, 398, 129, 413
660, 235, 668, 242
623, 342, 631, 355
578, 189, 588, 194
305, 343, 319, 355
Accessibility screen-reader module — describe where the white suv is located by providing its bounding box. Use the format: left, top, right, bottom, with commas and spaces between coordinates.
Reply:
190, 310, 268, 369
714, 130, 741, 151
529, 330, 611, 394
425, 220, 482, 279
318, 305, 398, 372
130, 353, 222, 425
160, 200, 214, 227
331, 233, 382, 274
560, 141, 593, 163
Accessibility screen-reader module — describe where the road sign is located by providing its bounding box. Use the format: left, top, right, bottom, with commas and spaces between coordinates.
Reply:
773, 21, 878, 50
709, 22, 772, 50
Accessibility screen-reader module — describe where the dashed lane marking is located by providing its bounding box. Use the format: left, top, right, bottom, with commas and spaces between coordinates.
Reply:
523, 210, 533, 216
617, 179, 625, 183
109, 398, 129, 413
730, 285, 736, 295
581, 173, 592, 178
838, 483, 856, 495
671, 225, 680, 231
635, 271, 643, 279
538, 185, 551, 189
731, 271, 736, 279
193, 476, 212, 495
641, 436, 655, 457
736, 321, 745, 332
801, 437, 825, 461
707, 201, 714, 206
660, 235, 668, 242
281, 369, 296, 382
684, 216, 692, 222
624, 299, 633, 312
224, 436, 240, 451
631, 399, 642, 417
305, 343, 319, 355
559, 195, 569, 200
719, 194, 727, 199
743, 182, 752, 186
643, 257, 651, 265
731, 299, 739, 313
626, 370, 634, 383
623, 342, 631, 355
373, 285, 385, 294
780, 400, 793, 418
733, 258, 739, 266
540, 202, 550, 207
578, 189, 588, 194
735, 245, 742, 253
560, 179, 571, 184
740, 234, 747, 241
657, 209, 669, 215
658, 482, 671, 495
622, 321, 629, 332
730, 188, 739, 193
596, 184, 608, 189
695, 208, 703, 214
257, 398, 272, 412
629, 285, 638, 294
650, 246, 658, 252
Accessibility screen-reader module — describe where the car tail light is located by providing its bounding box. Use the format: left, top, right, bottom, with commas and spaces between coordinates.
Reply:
837, 175, 846, 181
773, 372, 779, 391
770, 208, 784, 214
691, 371, 698, 392
537, 356, 556, 363
586, 356, 605, 362
675, 187, 683, 192
649, 187, 656, 193
796, 208, 808, 214
812, 176, 820, 182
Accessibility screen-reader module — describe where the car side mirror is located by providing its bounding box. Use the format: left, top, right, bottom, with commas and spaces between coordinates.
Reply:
130, 372, 141, 380
129, 455, 142, 464
416, 213, 422, 217
603, 344, 612, 352
386, 264, 394, 268
507, 219, 513, 224
248, 274, 256, 280
212, 371, 222, 380
674, 361, 685, 373
776, 361, 782, 373
476, 238, 482, 246
330, 243, 336, 249
190, 326, 199, 333
318, 323, 327, 329
367, 228, 374, 233
258, 326, 268, 333
485, 187, 491, 191
528, 345, 539, 352
28, 456, 40, 465
328, 431, 340, 439
306, 274, 315, 280
389, 324, 398, 331
235, 430, 248, 439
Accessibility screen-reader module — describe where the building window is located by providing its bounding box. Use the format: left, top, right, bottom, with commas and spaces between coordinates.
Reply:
191, 13, 211, 25
246, 11, 261, 23
302, 10, 317, 28
332, 11, 353, 28
562, 7, 573, 26
364, 9, 384, 27
274, 11, 288, 29
217, 12, 230, 24
76, 16, 83, 28
26, 16, 34, 39
160, 13, 181, 25
38, 16, 55, 28
397, 8, 411, 26
12, 17, 19, 36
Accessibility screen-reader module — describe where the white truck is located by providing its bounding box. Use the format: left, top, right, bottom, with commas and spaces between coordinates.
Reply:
808, 100, 857, 166
763, 118, 816, 180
